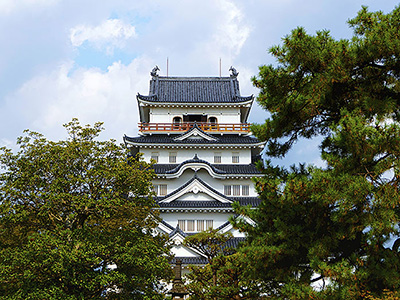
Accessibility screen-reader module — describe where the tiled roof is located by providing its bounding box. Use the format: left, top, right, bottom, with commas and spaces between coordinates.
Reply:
225, 237, 246, 249
216, 221, 231, 230
156, 173, 231, 203
157, 198, 261, 208
171, 257, 208, 265
124, 134, 262, 145
160, 220, 175, 231
170, 237, 247, 265
173, 122, 218, 142
154, 162, 260, 175
155, 173, 261, 207
137, 76, 252, 104
169, 225, 186, 238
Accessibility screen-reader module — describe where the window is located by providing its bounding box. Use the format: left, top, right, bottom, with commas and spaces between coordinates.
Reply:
151, 152, 159, 163
224, 185, 249, 196
214, 152, 221, 164
153, 184, 167, 196
206, 220, 213, 229
173, 116, 182, 123
178, 220, 214, 232
233, 185, 241, 196
159, 184, 167, 196
232, 152, 239, 163
224, 185, 232, 196
169, 152, 177, 163
242, 185, 249, 196
208, 116, 218, 124
208, 117, 218, 129
187, 220, 195, 232
197, 220, 204, 231
178, 220, 185, 231
173, 117, 182, 129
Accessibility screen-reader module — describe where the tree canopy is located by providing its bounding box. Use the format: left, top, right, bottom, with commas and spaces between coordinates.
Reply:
0, 119, 172, 299
234, 5, 400, 299
183, 229, 264, 300
252, 5, 400, 158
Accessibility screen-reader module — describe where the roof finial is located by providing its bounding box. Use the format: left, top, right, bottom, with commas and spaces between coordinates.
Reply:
229, 66, 239, 77
151, 65, 160, 77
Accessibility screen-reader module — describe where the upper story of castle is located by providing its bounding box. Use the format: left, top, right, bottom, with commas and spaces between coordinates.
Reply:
136, 66, 253, 135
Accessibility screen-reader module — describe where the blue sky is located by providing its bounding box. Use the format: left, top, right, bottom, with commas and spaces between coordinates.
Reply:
0, 0, 398, 167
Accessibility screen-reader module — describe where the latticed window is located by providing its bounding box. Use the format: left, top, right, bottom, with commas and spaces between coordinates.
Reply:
151, 152, 159, 163
214, 152, 221, 163
206, 220, 213, 229
224, 185, 231, 196
197, 220, 204, 231
169, 152, 177, 163
178, 220, 185, 231
187, 220, 195, 232
232, 152, 239, 163
233, 185, 241, 196
153, 184, 167, 196
242, 185, 249, 196
159, 184, 167, 196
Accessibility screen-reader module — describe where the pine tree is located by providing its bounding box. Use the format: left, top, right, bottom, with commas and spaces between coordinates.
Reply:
234, 5, 400, 299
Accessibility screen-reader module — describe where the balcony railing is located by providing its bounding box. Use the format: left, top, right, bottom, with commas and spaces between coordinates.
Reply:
139, 122, 250, 133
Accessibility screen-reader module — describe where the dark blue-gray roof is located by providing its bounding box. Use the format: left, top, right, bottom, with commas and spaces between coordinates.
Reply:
157, 198, 261, 208
124, 134, 262, 145
154, 162, 260, 175
155, 174, 261, 208
137, 76, 253, 103
170, 237, 246, 265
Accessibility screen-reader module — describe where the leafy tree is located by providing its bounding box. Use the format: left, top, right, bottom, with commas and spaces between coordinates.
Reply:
183, 229, 265, 300
0, 119, 172, 299
234, 5, 400, 299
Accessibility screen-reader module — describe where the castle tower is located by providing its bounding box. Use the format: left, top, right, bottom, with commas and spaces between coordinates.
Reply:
124, 66, 265, 265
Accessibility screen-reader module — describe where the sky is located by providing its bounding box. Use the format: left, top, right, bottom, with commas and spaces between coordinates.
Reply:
0, 0, 398, 167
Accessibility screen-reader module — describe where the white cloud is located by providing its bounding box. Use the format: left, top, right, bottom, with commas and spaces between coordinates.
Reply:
1, 57, 154, 144
70, 19, 136, 54
0, 0, 59, 14
212, 0, 250, 57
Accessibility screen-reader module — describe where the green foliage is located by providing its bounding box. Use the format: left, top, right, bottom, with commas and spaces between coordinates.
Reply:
183, 229, 265, 300
252, 6, 400, 158
184, 229, 234, 263
234, 5, 400, 299
0, 119, 172, 299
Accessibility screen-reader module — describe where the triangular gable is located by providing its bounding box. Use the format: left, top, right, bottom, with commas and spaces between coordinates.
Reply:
169, 228, 208, 258
174, 123, 218, 142
159, 176, 232, 204
171, 244, 206, 258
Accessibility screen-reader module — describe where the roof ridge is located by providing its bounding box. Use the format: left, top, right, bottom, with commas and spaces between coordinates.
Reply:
156, 76, 234, 80
173, 123, 219, 142
164, 156, 226, 175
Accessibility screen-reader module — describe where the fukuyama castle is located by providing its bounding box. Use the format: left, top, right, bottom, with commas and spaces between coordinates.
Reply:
123, 66, 265, 265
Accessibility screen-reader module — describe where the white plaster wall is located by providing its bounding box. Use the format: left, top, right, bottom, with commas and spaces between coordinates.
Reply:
226, 227, 246, 238
149, 107, 241, 124
176, 192, 216, 201
171, 244, 200, 257
161, 212, 233, 232
140, 148, 252, 164
152, 169, 257, 197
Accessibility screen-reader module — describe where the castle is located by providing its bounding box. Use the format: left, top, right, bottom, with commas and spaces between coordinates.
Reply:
124, 66, 264, 265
